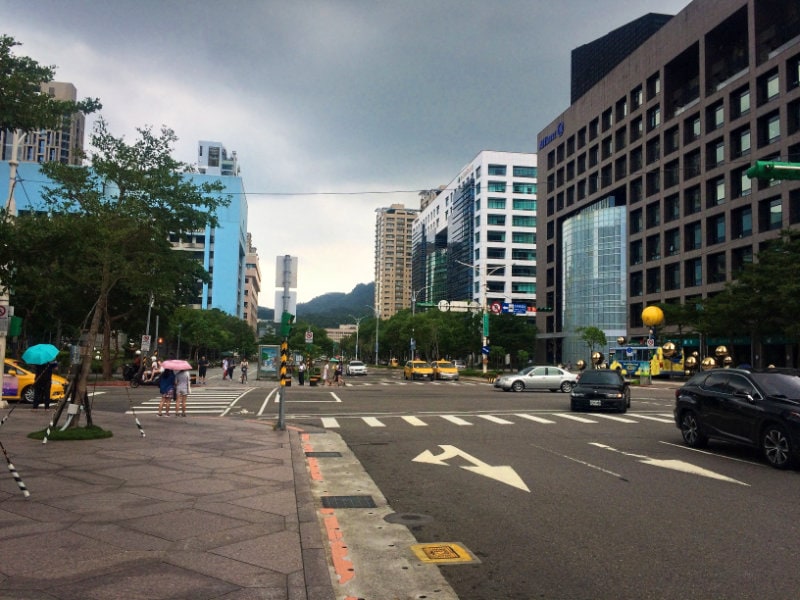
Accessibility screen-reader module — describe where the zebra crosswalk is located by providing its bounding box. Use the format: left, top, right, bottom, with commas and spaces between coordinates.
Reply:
127, 386, 252, 416
313, 412, 675, 429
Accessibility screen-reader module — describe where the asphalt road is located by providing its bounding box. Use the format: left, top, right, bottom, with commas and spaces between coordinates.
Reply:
93, 371, 800, 599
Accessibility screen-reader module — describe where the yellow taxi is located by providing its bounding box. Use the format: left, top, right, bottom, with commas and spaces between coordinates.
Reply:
2, 359, 68, 403
431, 360, 460, 381
403, 360, 434, 381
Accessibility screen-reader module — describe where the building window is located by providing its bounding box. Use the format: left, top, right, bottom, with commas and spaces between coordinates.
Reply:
487, 247, 506, 259
630, 271, 643, 297
512, 198, 536, 210
513, 166, 537, 178
731, 85, 750, 118
759, 69, 780, 104
647, 73, 661, 99
707, 138, 725, 168
733, 167, 752, 198
664, 125, 680, 154
602, 108, 613, 131
665, 194, 680, 222
512, 215, 536, 227
630, 116, 643, 141
665, 228, 680, 255
646, 202, 660, 228
665, 262, 681, 290
706, 214, 726, 245
630, 178, 643, 203
647, 106, 661, 131
487, 231, 505, 242
616, 97, 628, 121
646, 137, 661, 164
664, 159, 680, 189
512, 232, 535, 244
731, 126, 751, 158
707, 177, 726, 206
646, 234, 661, 261
630, 146, 643, 172
732, 245, 753, 272
685, 257, 702, 287
487, 181, 506, 193
646, 169, 660, 195
684, 113, 701, 143
630, 209, 643, 234
631, 85, 643, 110
685, 221, 702, 250
759, 196, 782, 231
758, 111, 781, 146
512, 182, 537, 194
707, 101, 725, 132
731, 206, 752, 238
707, 252, 726, 283
646, 267, 661, 294
487, 214, 506, 226
488, 164, 507, 176
488, 197, 506, 209
602, 136, 614, 159
630, 240, 643, 265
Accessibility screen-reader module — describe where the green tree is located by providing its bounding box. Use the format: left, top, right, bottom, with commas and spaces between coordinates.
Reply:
576, 325, 608, 364
35, 119, 229, 424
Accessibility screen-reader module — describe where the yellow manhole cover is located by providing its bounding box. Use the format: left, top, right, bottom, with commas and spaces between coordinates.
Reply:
410, 543, 478, 564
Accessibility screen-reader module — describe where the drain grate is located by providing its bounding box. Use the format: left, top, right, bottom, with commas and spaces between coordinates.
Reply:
321, 495, 377, 508
305, 452, 342, 457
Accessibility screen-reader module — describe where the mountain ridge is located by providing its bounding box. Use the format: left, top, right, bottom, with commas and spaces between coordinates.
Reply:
257, 282, 375, 328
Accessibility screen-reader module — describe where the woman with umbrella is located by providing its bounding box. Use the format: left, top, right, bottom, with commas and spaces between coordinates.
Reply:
157, 368, 176, 417
161, 360, 192, 417
22, 344, 59, 410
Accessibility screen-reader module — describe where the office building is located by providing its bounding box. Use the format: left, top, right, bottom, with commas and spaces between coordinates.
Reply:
244, 233, 262, 332
374, 204, 419, 319
411, 150, 538, 317
1, 82, 86, 165
536, 0, 800, 366
197, 140, 240, 176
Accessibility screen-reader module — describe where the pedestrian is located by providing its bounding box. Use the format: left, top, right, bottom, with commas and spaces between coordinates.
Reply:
197, 355, 209, 384
157, 368, 176, 417
298, 361, 306, 385
334, 361, 343, 387
321, 360, 330, 386
222, 358, 229, 380
326, 361, 336, 387
227, 359, 235, 381
175, 369, 191, 417
33, 361, 55, 410
239, 357, 249, 383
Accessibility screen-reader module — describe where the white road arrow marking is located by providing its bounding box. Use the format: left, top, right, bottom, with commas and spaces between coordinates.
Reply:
589, 443, 749, 486
413, 445, 530, 492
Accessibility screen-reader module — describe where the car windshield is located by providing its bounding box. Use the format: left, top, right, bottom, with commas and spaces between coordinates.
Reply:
579, 370, 622, 385
749, 371, 800, 397
414, 362, 431, 368
437, 362, 455, 368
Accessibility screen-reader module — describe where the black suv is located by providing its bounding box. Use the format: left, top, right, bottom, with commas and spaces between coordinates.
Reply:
674, 368, 800, 469
570, 369, 631, 413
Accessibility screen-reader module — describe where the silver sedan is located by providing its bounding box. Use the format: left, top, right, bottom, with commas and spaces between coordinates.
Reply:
494, 366, 578, 393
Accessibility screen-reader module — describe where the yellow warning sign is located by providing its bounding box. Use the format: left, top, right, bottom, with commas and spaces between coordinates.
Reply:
410, 543, 477, 564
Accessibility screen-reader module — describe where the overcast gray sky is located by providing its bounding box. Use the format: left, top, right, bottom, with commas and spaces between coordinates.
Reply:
2, 0, 691, 304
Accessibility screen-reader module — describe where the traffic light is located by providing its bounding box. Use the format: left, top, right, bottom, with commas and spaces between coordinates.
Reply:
746, 160, 800, 181
279, 311, 295, 337
536, 306, 553, 312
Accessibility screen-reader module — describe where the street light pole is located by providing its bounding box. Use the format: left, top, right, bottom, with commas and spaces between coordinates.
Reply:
366, 305, 379, 366
349, 314, 366, 360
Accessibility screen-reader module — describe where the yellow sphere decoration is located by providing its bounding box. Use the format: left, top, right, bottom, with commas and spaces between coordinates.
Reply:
591, 351, 604, 365
641, 306, 664, 327
715, 345, 728, 357
576, 359, 586, 371
662, 341, 676, 358
701, 357, 717, 370
617, 336, 626, 346
723, 356, 733, 366
685, 356, 697, 368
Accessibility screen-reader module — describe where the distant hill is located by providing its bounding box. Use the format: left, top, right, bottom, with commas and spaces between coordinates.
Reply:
257, 282, 375, 328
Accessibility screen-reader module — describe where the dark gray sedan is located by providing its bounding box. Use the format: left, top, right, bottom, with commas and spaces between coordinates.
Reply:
570, 369, 631, 412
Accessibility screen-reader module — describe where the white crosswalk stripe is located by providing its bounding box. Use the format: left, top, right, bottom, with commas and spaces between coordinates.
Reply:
127, 386, 252, 416
309, 412, 674, 429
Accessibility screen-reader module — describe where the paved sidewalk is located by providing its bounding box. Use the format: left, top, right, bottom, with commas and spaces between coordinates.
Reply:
0, 407, 334, 600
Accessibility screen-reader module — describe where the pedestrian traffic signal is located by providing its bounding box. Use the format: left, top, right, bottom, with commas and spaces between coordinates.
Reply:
280, 311, 295, 337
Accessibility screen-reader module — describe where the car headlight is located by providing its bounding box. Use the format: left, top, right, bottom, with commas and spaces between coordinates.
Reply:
571, 392, 584, 398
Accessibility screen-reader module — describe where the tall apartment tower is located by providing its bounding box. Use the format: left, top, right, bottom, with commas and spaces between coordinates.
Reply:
197, 140, 239, 176
412, 150, 538, 317
0, 82, 85, 165
244, 233, 262, 332
374, 204, 419, 319
536, 0, 800, 367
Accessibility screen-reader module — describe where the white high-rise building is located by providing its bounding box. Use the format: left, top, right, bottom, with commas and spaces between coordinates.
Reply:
197, 140, 239, 176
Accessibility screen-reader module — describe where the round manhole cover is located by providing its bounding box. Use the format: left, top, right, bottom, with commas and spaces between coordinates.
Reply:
384, 512, 434, 525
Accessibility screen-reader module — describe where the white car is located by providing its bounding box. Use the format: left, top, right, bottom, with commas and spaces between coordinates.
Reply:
493, 365, 577, 393
346, 360, 368, 376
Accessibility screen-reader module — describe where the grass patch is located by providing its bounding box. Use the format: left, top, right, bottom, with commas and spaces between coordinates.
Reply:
28, 426, 113, 441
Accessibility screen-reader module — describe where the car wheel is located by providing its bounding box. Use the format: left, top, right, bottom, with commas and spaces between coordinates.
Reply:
679, 410, 708, 448
511, 381, 525, 392
618, 403, 628, 414
762, 423, 793, 469
22, 386, 35, 403
560, 381, 574, 393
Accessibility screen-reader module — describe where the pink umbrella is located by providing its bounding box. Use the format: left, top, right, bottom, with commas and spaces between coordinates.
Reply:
161, 359, 193, 371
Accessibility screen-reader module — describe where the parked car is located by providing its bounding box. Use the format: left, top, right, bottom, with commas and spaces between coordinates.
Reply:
432, 360, 459, 381
674, 367, 800, 469
346, 360, 368, 376
453, 359, 467, 370
494, 365, 577, 393
2, 359, 68, 403
403, 360, 434, 381
570, 369, 630, 412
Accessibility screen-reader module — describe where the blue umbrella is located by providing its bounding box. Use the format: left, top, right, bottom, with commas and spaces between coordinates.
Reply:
21, 343, 59, 365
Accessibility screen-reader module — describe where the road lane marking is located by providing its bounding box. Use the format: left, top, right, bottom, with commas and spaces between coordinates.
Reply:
321, 417, 340, 428
413, 445, 529, 492
556, 413, 598, 423
594, 414, 638, 423
514, 413, 556, 424
402, 416, 428, 426
634, 414, 674, 423
440, 415, 473, 426
477, 415, 515, 425
362, 417, 386, 427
